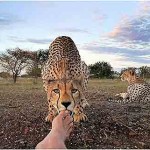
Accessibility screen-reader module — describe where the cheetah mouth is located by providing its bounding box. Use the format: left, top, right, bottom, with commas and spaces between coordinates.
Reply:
69, 111, 74, 116
59, 110, 74, 116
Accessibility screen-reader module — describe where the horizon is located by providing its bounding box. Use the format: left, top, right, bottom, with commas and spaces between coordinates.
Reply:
0, 1, 150, 72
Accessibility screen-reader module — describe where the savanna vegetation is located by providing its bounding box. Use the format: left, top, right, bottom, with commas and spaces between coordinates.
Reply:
0, 47, 149, 82
0, 48, 150, 148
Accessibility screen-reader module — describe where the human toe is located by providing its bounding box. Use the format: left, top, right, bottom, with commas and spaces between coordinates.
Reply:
64, 115, 73, 124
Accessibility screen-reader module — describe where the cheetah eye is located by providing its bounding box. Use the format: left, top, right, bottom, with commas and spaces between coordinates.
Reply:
71, 89, 78, 94
53, 89, 60, 94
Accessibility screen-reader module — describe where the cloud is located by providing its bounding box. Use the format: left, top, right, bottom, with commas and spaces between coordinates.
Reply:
139, 55, 150, 60
83, 43, 149, 57
84, 2, 150, 69
108, 4, 150, 43
26, 38, 52, 44
79, 48, 148, 71
55, 27, 90, 34
10, 36, 52, 44
0, 14, 20, 27
139, 1, 150, 13
80, 34, 150, 69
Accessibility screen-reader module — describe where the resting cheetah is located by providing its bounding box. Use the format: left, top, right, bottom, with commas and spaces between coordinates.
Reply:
42, 36, 89, 122
109, 70, 150, 104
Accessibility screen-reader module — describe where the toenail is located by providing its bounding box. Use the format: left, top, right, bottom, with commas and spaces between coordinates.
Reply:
65, 110, 70, 114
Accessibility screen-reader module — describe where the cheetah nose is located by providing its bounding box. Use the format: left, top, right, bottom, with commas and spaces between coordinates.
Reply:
61, 102, 71, 108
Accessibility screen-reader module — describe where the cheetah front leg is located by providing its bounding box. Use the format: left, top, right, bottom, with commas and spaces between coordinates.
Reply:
45, 101, 58, 122
109, 92, 131, 104
115, 92, 129, 99
73, 99, 89, 122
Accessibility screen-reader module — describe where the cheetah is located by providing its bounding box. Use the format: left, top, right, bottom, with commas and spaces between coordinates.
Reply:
109, 70, 150, 104
42, 36, 89, 122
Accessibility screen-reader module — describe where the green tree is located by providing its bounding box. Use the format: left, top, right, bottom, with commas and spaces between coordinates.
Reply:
26, 66, 41, 78
139, 66, 150, 78
37, 49, 49, 65
26, 49, 48, 84
89, 61, 113, 78
26, 66, 41, 83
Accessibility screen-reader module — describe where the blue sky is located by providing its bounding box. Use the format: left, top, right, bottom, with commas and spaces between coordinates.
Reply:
0, 1, 150, 71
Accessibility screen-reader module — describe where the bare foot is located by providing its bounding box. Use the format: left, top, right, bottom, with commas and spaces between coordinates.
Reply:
51, 110, 74, 141
36, 110, 73, 149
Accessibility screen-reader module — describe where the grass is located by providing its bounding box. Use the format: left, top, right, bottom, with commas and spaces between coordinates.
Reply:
0, 78, 43, 91
0, 78, 133, 99
0, 77, 127, 90
0, 77, 150, 148
0, 77, 149, 99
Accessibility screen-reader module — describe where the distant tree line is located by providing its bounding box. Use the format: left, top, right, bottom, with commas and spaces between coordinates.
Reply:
121, 66, 150, 79
0, 47, 149, 83
89, 63, 150, 79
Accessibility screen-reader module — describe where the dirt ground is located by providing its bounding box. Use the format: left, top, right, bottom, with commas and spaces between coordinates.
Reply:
0, 78, 150, 149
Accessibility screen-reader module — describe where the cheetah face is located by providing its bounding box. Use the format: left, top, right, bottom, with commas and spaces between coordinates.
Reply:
121, 70, 135, 81
46, 79, 83, 113
120, 73, 128, 81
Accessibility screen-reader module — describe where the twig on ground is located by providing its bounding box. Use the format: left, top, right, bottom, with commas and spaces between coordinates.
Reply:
0, 105, 21, 108
112, 117, 137, 134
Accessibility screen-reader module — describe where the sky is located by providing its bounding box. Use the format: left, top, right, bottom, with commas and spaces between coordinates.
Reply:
0, 1, 150, 71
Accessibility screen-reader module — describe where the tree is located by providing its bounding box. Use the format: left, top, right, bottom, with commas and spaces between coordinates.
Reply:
26, 67, 41, 77
26, 49, 48, 84
26, 58, 41, 84
89, 61, 113, 78
37, 49, 49, 65
0, 48, 29, 83
139, 66, 150, 78
113, 71, 120, 78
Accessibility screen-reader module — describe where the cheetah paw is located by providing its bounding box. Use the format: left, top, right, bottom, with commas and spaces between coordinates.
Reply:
73, 113, 88, 122
115, 94, 120, 97
45, 114, 55, 123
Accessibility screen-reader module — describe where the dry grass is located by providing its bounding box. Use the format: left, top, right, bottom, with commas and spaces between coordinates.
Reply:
0, 78, 150, 149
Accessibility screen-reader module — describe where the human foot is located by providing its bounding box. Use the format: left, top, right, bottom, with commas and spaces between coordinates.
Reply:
51, 110, 74, 141
36, 110, 73, 149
